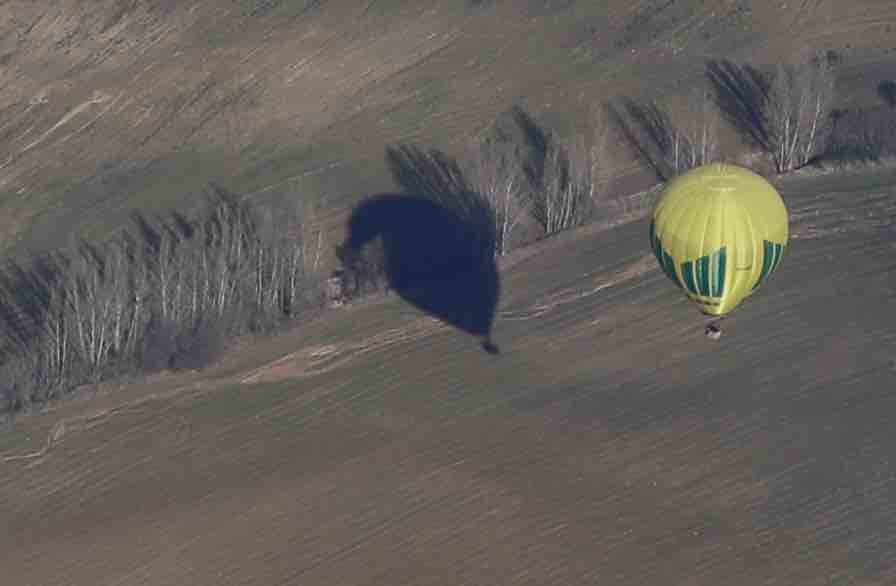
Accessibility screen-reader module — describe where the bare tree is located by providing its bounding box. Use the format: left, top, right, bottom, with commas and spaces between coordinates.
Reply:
40, 285, 69, 390
147, 219, 188, 324
298, 196, 324, 277
64, 243, 121, 376
532, 137, 580, 235
510, 107, 598, 236
105, 241, 134, 360
469, 136, 527, 256
284, 235, 308, 311
121, 234, 151, 360
764, 53, 836, 172
248, 200, 310, 323
607, 86, 718, 182
676, 86, 719, 171
570, 113, 609, 207
707, 53, 835, 173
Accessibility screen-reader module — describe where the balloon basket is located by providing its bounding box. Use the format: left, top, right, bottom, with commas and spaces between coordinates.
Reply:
704, 316, 724, 340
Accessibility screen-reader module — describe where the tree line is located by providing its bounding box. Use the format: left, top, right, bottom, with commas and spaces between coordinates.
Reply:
463, 51, 852, 258
0, 186, 324, 413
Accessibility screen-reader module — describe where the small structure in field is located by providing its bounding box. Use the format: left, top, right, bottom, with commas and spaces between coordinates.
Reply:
325, 270, 345, 308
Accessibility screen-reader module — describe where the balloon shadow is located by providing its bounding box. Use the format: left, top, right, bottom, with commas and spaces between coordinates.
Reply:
340, 192, 500, 354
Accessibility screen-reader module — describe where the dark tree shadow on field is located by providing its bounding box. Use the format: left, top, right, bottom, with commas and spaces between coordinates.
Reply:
878, 80, 896, 108
386, 144, 472, 202
0, 253, 65, 360
824, 106, 896, 164
340, 145, 500, 354
705, 59, 772, 154
605, 98, 679, 182
508, 105, 550, 191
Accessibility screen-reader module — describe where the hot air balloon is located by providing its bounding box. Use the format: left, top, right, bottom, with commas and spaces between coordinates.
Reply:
649, 163, 789, 338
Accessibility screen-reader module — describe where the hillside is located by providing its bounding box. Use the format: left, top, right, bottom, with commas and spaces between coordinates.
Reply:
1, 1, 896, 584
0, 163, 894, 585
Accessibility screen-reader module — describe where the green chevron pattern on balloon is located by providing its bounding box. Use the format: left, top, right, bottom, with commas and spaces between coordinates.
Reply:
753, 240, 785, 290
649, 221, 681, 289
680, 247, 727, 298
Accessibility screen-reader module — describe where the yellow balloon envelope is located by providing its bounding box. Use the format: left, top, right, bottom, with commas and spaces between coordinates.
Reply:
650, 163, 789, 316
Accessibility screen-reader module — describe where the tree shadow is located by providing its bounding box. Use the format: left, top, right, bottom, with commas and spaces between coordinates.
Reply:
878, 80, 896, 108
605, 97, 678, 182
508, 105, 550, 192
705, 59, 772, 154
340, 145, 500, 354
0, 253, 65, 361
823, 106, 896, 165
